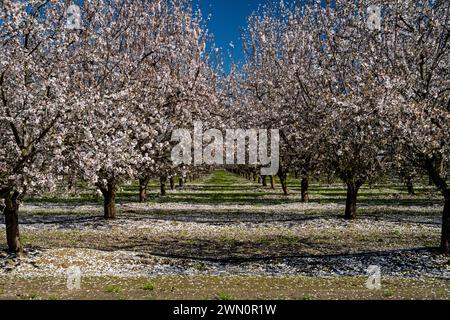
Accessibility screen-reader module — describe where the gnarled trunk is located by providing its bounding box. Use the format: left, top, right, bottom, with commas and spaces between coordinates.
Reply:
160, 176, 167, 196
301, 177, 309, 202
345, 183, 359, 220
101, 182, 117, 219
4, 192, 23, 254
139, 177, 149, 203
441, 192, 450, 254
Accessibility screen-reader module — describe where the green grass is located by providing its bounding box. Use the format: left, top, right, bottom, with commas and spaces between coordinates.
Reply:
216, 292, 233, 300
22, 169, 443, 207
142, 282, 155, 291
383, 289, 395, 298
1, 276, 448, 300
105, 285, 122, 293
301, 294, 314, 300
28, 292, 40, 300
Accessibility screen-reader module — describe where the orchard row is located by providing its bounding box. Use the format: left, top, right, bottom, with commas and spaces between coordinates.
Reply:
0, 1, 448, 253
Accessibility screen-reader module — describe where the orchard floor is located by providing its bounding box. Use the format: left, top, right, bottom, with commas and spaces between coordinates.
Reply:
0, 170, 449, 300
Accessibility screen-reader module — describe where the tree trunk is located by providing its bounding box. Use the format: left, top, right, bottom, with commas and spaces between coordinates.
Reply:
301, 177, 309, 202
270, 175, 275, 189
67, 176, 75, 192
179, 177, 184, 188
441, 192, 450, 254
327, 173, 333, 185
425, 158, 450, 253
280, 178, 288, 195
169, 177, 174, 190
139, 177, 149, 203
278, 170, 288, 195
262, 175, 267, 187
160, 176, 167, 196
345, 183, 359, 220
4, 192, 23, 254
406, 175, 415, 195
102, 182, 116, 219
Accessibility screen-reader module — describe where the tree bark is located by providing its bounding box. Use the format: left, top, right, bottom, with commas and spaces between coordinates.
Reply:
327, 173, 333, 185
425, 158, 450, 254
179, 177, 184, 188
345, 183, 359, 220
160, 176, 167, 196
441, 191, 450, 254
67, 176, 75, 192
4, 191, 23, 254
270, 175, 275, 189
101, 182, 117, 219
169, 177, 174, 190
301, 177, 309, 202
139, 177, 149, 203
406, 175, 415, 195
280, 178, 288, 195
278, 169, 288, 195
262, 175, 267, 187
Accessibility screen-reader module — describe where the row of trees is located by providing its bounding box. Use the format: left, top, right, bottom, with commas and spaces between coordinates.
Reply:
232, 0, 449, 251
0, 0, 449, 254
0, 0, 220, 253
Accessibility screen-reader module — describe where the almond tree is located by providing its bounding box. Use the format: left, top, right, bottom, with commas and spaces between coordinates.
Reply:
272, 3, 330, 201
66, 0, 148, 219
299, 0, 395, 219
241, 0, 394, 215
383, 0, 450, 252
0, 1, 72, 252
241, 2, 295, 195
130, 0, 220, 199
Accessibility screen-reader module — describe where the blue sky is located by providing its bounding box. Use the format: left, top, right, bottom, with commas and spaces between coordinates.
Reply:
195, 0, 269, 71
